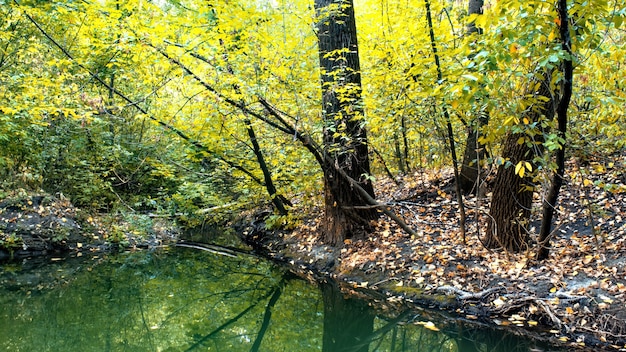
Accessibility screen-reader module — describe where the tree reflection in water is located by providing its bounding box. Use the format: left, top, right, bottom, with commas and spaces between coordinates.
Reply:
321, 281, 375, 352
0, 248, 564, 351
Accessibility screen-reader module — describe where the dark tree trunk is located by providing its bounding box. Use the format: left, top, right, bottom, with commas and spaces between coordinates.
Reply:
484, 132, 535, 250
467, 0, 484, 34
400, 113, 410, 171
245, 119, 288, 215
459, 112, 488, 194
423, 0, 467, 241
486, 71, 555, 251
219, 38, 289, 216
321, 281, 374, 352
537, 0, 574, 260
314, 0, 378, 245
459, 0, 487, 194
393, 133, 405, 173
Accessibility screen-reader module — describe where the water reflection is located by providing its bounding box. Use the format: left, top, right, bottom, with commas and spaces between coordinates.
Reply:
0, 248, 562, 351
321, 281, 374, 352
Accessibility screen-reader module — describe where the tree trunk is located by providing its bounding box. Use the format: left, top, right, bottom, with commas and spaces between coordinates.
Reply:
245, 119, 288, 215
459, 0, 487, 195
486, 70, 555, 251
459, 112, 489, 194
537, 0, 574, 260
485, 132, 535, 250
314, 0, 378, 245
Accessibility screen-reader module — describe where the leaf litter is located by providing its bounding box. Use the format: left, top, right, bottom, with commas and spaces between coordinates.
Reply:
248, 153, 626, 350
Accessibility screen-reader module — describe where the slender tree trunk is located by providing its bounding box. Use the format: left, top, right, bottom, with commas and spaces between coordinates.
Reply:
537, 0, 573, 260
486, 70, 555, 251
459, 0, 487, 195
245, 119, 288, 215
424, 0, 467, 242
314, 0, 378, 245
219, 39, 289, 215
401, 113, 410, 171
393, 133, 405, 173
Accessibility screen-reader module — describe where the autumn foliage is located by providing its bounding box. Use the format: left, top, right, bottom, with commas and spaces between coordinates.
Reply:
1, 1, 624, 261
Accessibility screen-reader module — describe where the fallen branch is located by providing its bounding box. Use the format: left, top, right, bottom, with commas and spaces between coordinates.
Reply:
196, 202, 239, 215
175, 243, 238, 258
436, 285, 503, 300
331, 162, 417, 237
535, 299, 566, 332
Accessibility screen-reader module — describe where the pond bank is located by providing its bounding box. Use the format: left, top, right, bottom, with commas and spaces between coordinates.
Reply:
240, 170, 626, 352
0, 190, 178, 261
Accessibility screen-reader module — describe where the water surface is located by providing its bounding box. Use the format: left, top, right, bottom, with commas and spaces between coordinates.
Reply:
0, 247, 562, 351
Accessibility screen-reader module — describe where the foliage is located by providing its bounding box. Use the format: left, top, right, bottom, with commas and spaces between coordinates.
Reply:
265, 213, 302, 230
0, 231, 23, 253
0, 0, 624, 236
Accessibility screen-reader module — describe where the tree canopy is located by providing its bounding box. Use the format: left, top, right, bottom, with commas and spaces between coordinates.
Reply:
1, 0, 624, 252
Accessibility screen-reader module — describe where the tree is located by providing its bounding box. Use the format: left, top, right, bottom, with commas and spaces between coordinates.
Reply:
314, 0, 378, 245
458, 0, 488, 195
485, 69, 556, 251
537, 0, 574, 260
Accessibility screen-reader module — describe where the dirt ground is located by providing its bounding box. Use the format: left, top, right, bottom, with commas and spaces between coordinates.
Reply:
244, 157, 626, 351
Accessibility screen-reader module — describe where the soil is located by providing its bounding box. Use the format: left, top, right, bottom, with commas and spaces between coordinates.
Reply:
242, 156, 626, 351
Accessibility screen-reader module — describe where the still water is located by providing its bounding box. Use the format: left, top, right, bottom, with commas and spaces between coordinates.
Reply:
0, 247, 562, 351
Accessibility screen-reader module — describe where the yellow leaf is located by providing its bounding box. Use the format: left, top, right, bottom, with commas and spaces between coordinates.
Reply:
550, 286, 557, 293
474, 14, 488, 28
515, 162, 525, 178
548, 31, 556, 42
524, 161, 533, 172
422, 321, 440, 331
565, 306, 574, 314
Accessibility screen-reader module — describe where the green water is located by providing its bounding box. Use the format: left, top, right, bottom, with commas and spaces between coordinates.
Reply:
0, 248, 562, 351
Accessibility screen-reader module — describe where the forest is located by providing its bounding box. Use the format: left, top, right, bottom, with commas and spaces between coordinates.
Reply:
1, 0, 625, 349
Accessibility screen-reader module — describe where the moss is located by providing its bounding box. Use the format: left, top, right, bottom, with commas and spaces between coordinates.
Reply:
387, 285, 457, 307
390, 285, 426, 295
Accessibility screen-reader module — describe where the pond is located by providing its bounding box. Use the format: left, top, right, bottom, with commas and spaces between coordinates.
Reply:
0, 246, 564, 351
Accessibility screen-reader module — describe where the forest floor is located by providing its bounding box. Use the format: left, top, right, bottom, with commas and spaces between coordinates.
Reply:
245, 153, 626, 351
